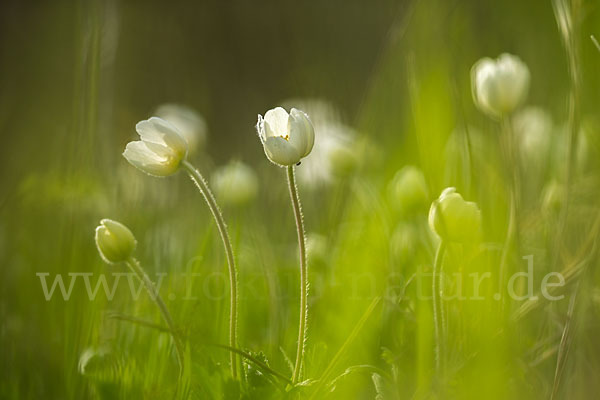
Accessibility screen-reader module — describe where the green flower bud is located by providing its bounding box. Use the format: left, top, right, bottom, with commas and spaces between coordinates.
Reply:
428, 187, 481, 243
95, 219, 137, 264
388, 166, 429, 214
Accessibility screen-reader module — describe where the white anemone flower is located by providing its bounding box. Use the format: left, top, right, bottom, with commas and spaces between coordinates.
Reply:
471, 53, 530, 118
155, 103, 207, 155
256, 107, 315, 167
123, 117, 188, 177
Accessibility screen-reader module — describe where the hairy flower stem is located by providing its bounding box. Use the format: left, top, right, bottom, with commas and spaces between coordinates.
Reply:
287, 165, 308, 385
182, 160, 239, 379
432, 241, 446, 373
126, 257, 185, 377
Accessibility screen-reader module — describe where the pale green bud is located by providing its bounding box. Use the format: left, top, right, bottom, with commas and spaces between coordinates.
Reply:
428, 187, 481, 243
388, 166, 429, 214
95, 219, 137, 264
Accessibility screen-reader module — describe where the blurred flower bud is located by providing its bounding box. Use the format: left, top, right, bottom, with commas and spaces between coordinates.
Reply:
211, 160, 259, 206
123, 117, 188, 177
256, 107, 315, 167
471, 53, 530, 118
155, 104, 207, 155
95, 219, 137, 264
428, 187, 481, 243
387, 166, 429, 214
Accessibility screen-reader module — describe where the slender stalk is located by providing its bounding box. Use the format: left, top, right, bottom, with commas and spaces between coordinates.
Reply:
498, 117, 519, 311
181, 160, 239, 379
125, 257, 185, 377
432, 241, 446, 373
287, 165, 308, 384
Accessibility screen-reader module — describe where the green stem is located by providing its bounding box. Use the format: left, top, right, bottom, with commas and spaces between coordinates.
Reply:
182, 160, 239, 379
498, 116, 519, 311
287, 165, 308, 384
432, 241, 446, 373
126, 257, 185, 377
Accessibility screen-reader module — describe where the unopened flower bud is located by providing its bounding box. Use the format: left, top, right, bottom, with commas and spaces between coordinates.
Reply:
95, 219, 137, 264
428, 187, 481, 243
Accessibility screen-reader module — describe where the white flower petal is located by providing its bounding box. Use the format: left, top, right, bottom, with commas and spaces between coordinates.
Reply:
289, 108, 315, 157
264, 107, 289, 138
123, 141, 177, 177
263, 136, 301, 166
256, 114, 266, 142
136, 117, 188, 158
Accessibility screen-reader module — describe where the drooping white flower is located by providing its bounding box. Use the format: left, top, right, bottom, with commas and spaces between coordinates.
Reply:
471, 53, 530, 118
211, 160, 259, 206
155, 103, 207, 155
256, 107, 315, 167
123, 117, 188, 177
95, 219, 137, 264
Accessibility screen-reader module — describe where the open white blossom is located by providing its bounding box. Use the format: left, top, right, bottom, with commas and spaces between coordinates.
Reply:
471, 53, 530, 118
256, 107, 315, 167
123, 117, 188, 177
155, 103, 207, 155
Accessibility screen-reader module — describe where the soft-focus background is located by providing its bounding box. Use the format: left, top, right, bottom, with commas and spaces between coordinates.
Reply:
1, 0, 600, 398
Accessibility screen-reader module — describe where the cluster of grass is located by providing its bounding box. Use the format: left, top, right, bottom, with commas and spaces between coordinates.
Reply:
1, 0, 600, 399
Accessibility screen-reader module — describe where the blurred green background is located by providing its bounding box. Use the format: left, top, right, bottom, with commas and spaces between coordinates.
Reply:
1, 0, 600, 398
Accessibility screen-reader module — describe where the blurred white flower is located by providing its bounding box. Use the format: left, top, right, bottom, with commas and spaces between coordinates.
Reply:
95, 219, 137, 264
123, 117, 188, 177
155, 103, 207, 155
429, 187, 481, 243
387, 166, 429, 214
514, 107, 552, 166
280, 99, 359, 187
299, 122, 358, 186
471, 53, 530, 118
256, 107, 315, 167
211, 160, 259, 206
